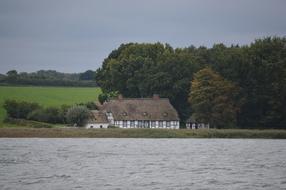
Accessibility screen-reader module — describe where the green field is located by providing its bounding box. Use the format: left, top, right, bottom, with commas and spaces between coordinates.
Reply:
0, 86, 101, 122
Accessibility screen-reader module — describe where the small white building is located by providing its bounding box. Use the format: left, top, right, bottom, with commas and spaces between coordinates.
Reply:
186, 116, 209, 129
85, 110, 109, 129
97, 94, 180, 129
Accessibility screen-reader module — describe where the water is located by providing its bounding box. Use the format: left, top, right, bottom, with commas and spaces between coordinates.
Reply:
0, 139, 285, 190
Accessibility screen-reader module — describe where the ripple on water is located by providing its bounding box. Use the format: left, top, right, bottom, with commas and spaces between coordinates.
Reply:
0, 139, 285, 190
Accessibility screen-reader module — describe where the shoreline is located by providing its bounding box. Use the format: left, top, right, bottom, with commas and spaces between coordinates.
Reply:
1, 128, 286, 138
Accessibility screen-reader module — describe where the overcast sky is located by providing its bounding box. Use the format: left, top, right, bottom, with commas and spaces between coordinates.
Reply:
0, 0, 285, 73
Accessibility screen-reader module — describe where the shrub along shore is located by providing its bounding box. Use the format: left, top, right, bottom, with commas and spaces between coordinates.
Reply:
0, 128, 286, 138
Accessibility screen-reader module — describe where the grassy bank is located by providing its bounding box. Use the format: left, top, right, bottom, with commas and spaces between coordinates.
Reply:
0, 86, 101, 122
0, 128, 286, 138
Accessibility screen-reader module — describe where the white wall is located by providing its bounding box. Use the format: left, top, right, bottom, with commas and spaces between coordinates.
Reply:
186, 123, 210, 129
85, 123, 109, 129
113, 120, 180, 129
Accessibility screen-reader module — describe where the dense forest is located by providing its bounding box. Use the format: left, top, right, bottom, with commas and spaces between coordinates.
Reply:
95, 37, 286, 129
0, 70, 97, 87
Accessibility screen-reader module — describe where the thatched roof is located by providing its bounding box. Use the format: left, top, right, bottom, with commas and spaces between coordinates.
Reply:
99, 97, 179, 121
88, 110, 109, 123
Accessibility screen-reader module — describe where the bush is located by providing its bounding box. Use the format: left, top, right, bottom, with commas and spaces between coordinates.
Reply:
27, 109, 46, 122
77, 102, 98, 110
27, 107, 64, 124
45, 107, 63, 123
3, 99, 71, 124
3, 100, 40, 119
66, 105, 90, 127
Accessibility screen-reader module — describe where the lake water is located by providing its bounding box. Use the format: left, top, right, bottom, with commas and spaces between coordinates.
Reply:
0, 139, 285, 190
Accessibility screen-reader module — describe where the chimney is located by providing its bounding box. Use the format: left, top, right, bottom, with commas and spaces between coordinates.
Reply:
153, 94, 160, 100
118, 94, 123, 100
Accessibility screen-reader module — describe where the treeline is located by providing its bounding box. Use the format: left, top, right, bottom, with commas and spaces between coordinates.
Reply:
95, 37, 286, 129
0, 70, 97, 87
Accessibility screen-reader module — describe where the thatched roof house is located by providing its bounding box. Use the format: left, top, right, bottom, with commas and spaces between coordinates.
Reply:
98, 94, 180, 129
85, 110, 109, 129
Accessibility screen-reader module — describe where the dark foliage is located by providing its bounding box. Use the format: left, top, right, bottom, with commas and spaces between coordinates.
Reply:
3, 99, 71, 124
79, 70, 96, 80
27, 107, 64, 124
98, 91, 119, 104
0, 70, 97, 87
77, 101, 98, 110
95, 37, 286, 129
4, 100, 41, 119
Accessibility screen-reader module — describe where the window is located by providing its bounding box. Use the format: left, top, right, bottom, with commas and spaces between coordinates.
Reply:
106, 112, 112, 117
166, 121, 171, 127
159, 121, 163, 128
151, 121, 156, 128
123, 121, 127, 128
138, 121, 143, 128
144, 121, 150, 128
130, 121, 135, 127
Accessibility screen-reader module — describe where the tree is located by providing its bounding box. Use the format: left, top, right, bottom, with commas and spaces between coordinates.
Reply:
189, 68, 240, 128
95, 43, 201, 120
6, 70, 18, 82
238, 37, 286, 128
1, 70, 97, 87
3, 100, 40, 119
66, 106, 90, 127
6, 70, 18, 77
94, 37, 286, 128
98, 93, 108, 104
98, 91, 119, 104
79, 70, 96, 80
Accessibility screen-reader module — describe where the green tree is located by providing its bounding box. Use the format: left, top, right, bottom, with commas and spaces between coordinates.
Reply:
3, 100, 40, 119
79, 70, 95, 80
6, 70, 18, 82
95, 43, 201, 120
66, 106, 90, 127
95, 37, 286, 128
6, 70, 18, 77
189, 68, 240, 128
98, 91, 119, 104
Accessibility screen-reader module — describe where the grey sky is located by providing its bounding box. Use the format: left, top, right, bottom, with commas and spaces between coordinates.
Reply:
0, 0, 285, 73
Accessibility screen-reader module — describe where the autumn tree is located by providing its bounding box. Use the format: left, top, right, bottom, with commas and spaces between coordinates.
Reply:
189, 68, 240, 128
